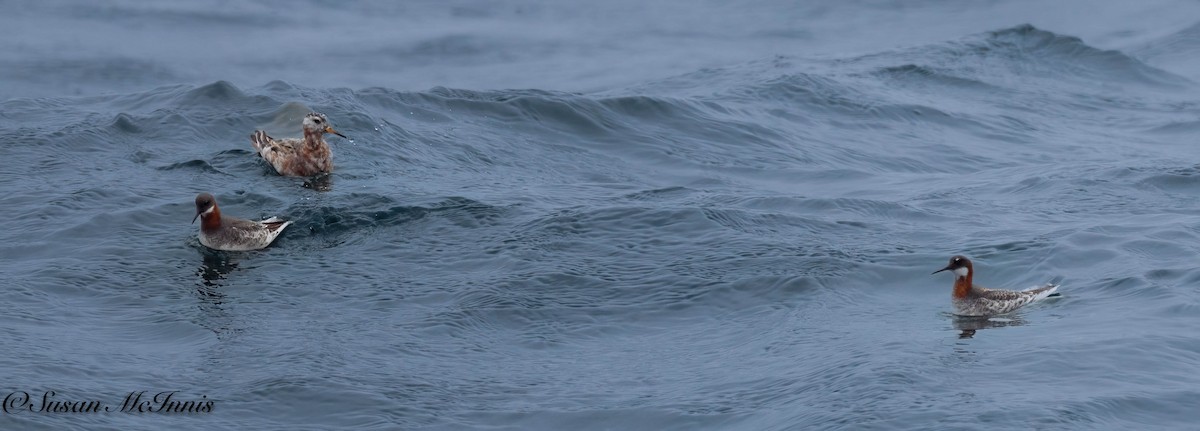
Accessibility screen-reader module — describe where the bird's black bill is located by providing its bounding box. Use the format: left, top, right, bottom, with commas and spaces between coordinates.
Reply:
932, 267, 951, 275
192, 212, 201, 224
326, 126, 348, 139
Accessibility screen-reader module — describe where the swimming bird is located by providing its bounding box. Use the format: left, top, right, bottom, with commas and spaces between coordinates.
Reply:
250, 112, 347, 177
193, 192, 292, 251
932, 255, 1059, 317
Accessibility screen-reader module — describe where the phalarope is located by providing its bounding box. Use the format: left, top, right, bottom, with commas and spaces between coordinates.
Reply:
250, 112, 347, 177
193, 193, 292, 251
932, 255, 1059, 317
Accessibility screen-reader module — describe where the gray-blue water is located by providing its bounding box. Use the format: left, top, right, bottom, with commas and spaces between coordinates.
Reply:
5, 1, 1200, 429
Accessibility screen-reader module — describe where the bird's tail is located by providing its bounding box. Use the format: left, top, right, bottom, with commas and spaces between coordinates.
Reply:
261, 217, 292, 233
250, 130, 272, 155
1028, 283, 1060, 301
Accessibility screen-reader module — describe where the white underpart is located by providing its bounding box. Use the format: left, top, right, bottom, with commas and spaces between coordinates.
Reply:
953, 267, 969, 277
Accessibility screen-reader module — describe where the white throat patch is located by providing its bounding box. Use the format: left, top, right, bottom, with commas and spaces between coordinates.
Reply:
953, 267, 969, 277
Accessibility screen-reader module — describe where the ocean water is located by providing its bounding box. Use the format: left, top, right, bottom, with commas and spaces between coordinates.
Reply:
4, 0, 1200, 429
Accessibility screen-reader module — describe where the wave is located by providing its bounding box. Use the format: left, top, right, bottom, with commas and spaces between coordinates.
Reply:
1131, 20, 1200, 81
280, 195, 504, 237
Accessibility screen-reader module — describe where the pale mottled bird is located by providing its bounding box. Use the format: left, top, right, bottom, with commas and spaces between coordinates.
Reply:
250, 112, 347, 177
